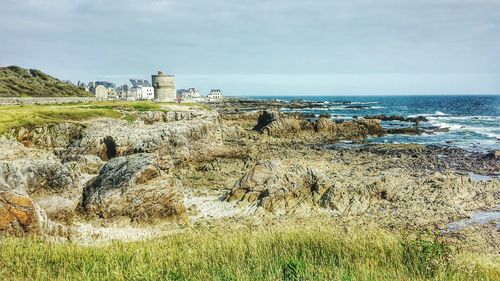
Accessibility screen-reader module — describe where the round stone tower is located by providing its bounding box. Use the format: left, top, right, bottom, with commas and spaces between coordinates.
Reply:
151, 70, 175, 102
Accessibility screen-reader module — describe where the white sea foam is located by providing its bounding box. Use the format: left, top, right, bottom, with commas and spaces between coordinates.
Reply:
428, 117, 500, 139
348, 101, 380, 104
408, 111, 449, 118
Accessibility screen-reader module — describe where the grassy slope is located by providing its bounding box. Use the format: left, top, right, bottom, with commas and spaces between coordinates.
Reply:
0, 101, 207, 134
0, 66, 91, 97
0, 227, 498, 280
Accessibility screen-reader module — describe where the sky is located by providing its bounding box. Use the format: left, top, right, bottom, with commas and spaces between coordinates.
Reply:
0, 0, 499, 95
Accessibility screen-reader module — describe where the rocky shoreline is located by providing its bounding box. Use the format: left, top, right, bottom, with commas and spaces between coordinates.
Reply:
0, 100, 498, 252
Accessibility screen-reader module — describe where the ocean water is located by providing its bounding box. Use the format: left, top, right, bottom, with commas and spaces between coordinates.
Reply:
246, 95, 500, 152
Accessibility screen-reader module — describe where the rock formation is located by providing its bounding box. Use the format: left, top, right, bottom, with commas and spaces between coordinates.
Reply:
225, 160, 324, 214
14, 123, 84, 148
253, 110, 384, 140
226, 160, 499, 226
0, 160, 81, 194
81, 153, 186, 221
0, 190, 48, 235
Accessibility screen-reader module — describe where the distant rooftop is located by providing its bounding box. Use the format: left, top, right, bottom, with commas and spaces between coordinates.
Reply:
130, 79, 151, 87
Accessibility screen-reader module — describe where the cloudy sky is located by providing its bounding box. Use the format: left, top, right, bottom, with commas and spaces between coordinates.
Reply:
1, 0, 499, 95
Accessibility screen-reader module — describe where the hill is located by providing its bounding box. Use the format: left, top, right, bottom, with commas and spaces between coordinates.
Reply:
0, 65, 92, 97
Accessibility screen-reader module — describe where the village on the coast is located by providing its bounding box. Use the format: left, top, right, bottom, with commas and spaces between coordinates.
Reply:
77, 70, 223, 102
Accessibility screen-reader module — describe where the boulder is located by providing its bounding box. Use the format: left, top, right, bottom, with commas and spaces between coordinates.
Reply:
26, 161, 81, 194
253, 111, 307, 137
0, 190, 48, 236
81, 153, 186, 221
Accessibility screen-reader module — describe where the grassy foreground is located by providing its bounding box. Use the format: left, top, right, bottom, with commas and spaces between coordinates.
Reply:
0, 101, 207, 134
0, 227, 498, 280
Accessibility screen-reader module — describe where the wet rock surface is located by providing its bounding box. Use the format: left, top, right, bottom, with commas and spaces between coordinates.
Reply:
325, 143, 500, 175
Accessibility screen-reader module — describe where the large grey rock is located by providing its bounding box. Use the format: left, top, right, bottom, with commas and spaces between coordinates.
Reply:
81, 153, 186, 221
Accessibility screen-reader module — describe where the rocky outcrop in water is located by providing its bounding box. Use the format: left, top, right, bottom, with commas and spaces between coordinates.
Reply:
363, 114, 428, 123
253, 110, 384, 140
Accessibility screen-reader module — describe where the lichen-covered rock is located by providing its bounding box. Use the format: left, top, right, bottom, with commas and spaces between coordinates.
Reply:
225, 160, 325, 214
0, 160, 81, 194
62, 154, 105, 174
14, 123, 84, 148
81, 153, 186, 221
0, 190, 47, 236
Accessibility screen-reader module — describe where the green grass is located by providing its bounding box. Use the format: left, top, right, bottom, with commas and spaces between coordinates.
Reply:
0, 104, 122, 134
0, 101, 208, 134
0, 227, 498, 280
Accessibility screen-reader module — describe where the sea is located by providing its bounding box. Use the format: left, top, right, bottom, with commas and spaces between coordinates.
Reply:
245, 95, 500, 152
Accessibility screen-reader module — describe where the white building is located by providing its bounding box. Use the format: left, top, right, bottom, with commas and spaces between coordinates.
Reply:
130, 79, 154, 100
207, 89, 223, 101
94, 85, 109, 100
177, 88, 202, 101
130, 86, 154, 100
91, 81, 116, 100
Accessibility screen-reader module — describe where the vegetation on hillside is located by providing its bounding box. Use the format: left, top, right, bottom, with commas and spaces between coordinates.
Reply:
0, 227, 498, 280
0, 66, 91, 97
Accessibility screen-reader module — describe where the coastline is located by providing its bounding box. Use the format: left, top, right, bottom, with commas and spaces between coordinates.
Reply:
0, 99, 498, 279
